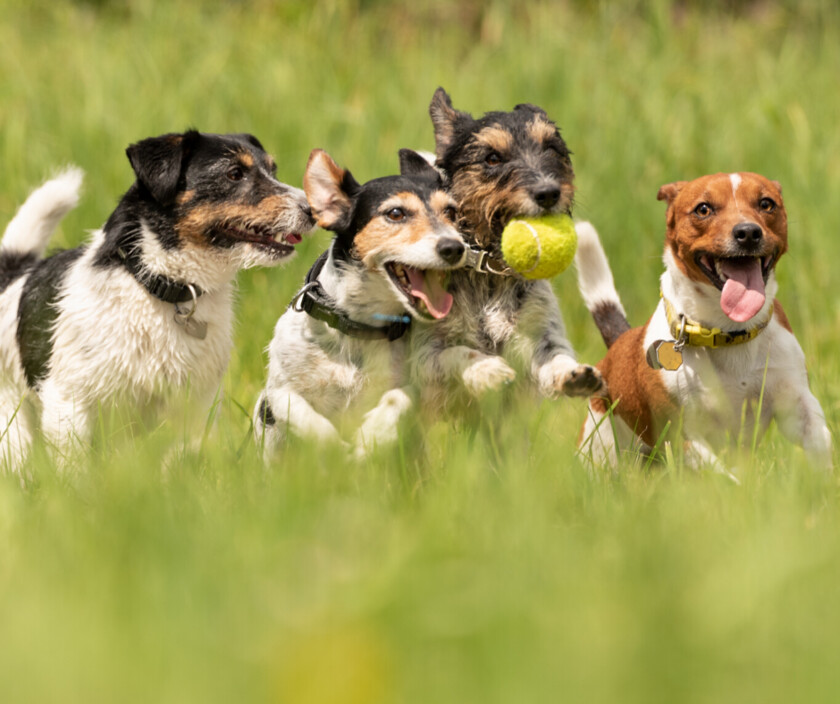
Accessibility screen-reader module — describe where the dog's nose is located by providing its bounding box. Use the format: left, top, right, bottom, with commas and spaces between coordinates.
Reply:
301, 203, 312, 219
436, 237, 465, 265
533, 187, 560, 210
732, 222, 763, 248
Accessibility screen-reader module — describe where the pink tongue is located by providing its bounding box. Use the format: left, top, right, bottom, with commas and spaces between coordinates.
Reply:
718, 258, 766, 322
406, 267, 453, 319
286, 233, 303, 244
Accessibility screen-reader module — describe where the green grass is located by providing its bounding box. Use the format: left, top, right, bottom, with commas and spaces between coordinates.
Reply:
2, 1, 840, 702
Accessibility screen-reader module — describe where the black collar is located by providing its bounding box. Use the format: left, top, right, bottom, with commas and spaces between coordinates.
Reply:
115, 245, 203, 304
292, 251, 411, 342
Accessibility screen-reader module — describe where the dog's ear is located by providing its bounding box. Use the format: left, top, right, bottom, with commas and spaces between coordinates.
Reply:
429, 87, 471, 160
126, 131, 198, 205
514, 103, 549, 118
656, 181, 685, 205
657, 181, 685, 229
398, 149, 440, 180
303, 149, 360, 231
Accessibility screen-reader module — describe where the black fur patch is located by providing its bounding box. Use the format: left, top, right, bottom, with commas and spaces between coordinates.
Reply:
257, 395, 276, 427
0, 252, 38, 293
16, 247, 85, 388
592, 301, 631, 348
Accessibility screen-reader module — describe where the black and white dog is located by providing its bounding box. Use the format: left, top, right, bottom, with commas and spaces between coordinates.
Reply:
0, 130, 314, 471
253, 148, 466, 457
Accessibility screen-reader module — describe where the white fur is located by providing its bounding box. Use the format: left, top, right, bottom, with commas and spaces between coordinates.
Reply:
0, 171, 310, 473
574, 220, 627, 317
578, 222, 832, 471
1, 168, 83, 255
255, 232, 467, 458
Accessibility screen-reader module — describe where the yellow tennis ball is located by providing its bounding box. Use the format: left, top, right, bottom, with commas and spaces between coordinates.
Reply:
501, 213, 577, 279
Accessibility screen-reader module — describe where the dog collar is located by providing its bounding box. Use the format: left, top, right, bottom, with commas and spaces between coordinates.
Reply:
291, 251, 411, 342
115, 246, 203, 304
463, 246, 516, 277
662, 294, 773, 348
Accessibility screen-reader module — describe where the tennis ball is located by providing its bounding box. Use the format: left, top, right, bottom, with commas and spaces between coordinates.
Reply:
500, 213, 577, 279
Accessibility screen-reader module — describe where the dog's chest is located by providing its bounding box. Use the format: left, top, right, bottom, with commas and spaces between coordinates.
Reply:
441, 273, 525, 351
50, 268, 233, 402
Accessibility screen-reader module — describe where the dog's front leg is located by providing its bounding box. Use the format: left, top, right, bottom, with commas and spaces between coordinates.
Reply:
353, 387, 413, 459
520, 282, 603, 398
263, 387, 345, 446
435, 346, 516, 396
773, 385, 833, 469
38, 382, 93, 468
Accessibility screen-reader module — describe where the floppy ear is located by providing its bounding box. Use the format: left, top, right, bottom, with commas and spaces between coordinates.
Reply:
303, 149, 360, 231
398, 149, 440, 180
126, 130, 197, 205
429, 87, 471, 160
656, 181, 685, 204
657, 181, 685, 229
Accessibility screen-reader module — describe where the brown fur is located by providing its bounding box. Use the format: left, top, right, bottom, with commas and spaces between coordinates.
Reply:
594, 323, 676, 446
353, 192, 439, 264
657, 172, 788, 284
175, 196, 300, 247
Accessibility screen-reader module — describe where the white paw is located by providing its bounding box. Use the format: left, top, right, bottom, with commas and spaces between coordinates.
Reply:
462, 355, 516, 397
558, 364, 604, 398
352, 390, 412, 459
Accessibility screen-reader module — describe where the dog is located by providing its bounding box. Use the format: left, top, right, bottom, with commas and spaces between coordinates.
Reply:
576, 172, 832, 470
409, 88, 603, 412
253, 148, 466, 456
0, 130, 314, 472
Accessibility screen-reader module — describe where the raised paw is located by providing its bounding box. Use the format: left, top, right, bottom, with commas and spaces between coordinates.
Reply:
560, 364, 604, 397
462, 355, 516, 397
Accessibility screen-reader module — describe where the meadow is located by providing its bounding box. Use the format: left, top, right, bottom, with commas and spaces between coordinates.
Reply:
2, 1, 840, 701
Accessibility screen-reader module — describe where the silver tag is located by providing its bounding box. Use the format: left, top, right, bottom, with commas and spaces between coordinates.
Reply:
174, 304, 208, 340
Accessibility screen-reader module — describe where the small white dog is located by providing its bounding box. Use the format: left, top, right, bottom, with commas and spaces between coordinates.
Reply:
254, 148, 466, 457
0, 130, 314, 472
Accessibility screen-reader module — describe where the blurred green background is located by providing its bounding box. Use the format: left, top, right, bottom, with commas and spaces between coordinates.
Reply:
2, 1, 840, 702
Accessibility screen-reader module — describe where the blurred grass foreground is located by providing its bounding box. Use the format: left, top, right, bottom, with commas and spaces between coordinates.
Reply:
2, 1, 840, 703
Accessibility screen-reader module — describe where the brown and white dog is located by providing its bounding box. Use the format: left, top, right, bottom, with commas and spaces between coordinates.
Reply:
576, 172, 832, 470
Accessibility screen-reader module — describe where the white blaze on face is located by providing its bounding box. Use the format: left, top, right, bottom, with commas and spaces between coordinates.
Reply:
729, 173, 743, 217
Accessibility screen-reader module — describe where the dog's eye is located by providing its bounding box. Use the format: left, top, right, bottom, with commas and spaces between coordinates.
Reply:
442, 205, 458, 222
385, 207, 406, 222
227, 166, 245, 182
485, 151, 503, 166
693, 202, 713, 217
759, 197, 776, 213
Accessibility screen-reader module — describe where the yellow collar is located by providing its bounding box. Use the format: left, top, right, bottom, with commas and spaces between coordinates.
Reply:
662, 294, 773, 348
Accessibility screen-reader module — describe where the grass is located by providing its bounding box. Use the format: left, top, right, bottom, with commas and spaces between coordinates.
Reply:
2, 1, 840, 702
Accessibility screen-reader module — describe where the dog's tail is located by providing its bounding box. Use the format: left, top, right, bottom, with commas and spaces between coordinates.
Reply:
1, 168, 83, 265
574, 221, 631, 349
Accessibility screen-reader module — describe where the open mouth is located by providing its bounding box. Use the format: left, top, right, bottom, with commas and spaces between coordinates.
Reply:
385, 262, 454, 321
695, 252, 777, 323
219, 223, 303, 256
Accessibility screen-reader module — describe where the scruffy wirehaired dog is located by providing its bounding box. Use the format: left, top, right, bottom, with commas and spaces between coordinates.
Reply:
410, 88, 602, 409
0, 131, 314, 472
576, 172, 832, 470
254, 148, 466, 457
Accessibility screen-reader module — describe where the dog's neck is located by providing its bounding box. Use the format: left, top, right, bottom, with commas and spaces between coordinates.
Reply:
97, 221, 239, 295
318, 247, 411, 327
661, 248, 777, 332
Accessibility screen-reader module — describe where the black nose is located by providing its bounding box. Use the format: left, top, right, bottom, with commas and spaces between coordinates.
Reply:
301, 203, 312, 218
533, 187, 560, 210
436, 237, 465, 264
732, 222, 763, 248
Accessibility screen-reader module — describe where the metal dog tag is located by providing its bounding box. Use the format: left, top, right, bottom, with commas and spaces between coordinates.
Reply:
646, 339, 683, 371
174, 304, 208, 340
